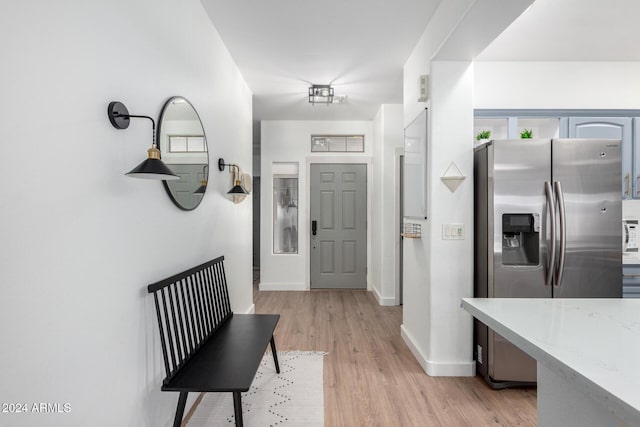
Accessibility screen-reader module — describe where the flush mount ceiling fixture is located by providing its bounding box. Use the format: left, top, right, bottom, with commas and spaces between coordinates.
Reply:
308, 84, 334, 105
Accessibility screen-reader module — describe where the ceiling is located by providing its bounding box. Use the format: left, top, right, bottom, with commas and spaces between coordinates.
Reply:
477, 0, 640, 61
202, 0, 640, 122
201, 0, 441, 121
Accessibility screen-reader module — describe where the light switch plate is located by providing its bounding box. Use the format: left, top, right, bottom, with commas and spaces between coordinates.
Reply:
418, 75, 428, 102
442, 224, 464, 240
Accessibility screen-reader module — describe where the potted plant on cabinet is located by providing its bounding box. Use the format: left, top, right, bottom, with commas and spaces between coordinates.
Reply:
520, 128, 533, 139
476, 130, 491, 144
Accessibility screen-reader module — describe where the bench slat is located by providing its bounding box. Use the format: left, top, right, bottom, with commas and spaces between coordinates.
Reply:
160, 287, 179, 374
153, 291, 172, 378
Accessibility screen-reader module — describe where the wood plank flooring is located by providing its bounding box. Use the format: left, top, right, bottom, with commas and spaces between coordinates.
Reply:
254, 286, 537, 426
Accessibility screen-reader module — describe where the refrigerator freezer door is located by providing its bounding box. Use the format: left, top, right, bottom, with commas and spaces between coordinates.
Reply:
492, 139, 553, 299
552, 138, 622, 298
489, 139, 552, 383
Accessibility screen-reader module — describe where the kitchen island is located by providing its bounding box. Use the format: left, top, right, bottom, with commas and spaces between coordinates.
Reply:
462, 298, 640, 427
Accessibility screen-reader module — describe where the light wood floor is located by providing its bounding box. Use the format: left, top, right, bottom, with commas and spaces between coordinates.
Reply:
254, 285, 537, 426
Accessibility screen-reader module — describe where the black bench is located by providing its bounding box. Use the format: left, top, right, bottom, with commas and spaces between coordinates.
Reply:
147, 256, 280, 427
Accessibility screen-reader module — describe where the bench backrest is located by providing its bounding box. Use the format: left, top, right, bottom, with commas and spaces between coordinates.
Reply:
147, 256, 232, 384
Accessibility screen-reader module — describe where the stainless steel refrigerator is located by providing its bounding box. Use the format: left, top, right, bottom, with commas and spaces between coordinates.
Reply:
474, 138, 622, 388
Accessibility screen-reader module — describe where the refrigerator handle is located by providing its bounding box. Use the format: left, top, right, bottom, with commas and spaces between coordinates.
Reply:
554, 181, 567, 287
544, 181, 556, 286
624, 223, 629, 252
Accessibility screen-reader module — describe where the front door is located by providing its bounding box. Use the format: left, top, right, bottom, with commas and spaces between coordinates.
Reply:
310, 164, 367, 289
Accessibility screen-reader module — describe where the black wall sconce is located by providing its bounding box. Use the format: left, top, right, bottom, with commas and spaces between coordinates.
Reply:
218, 158, 248, 194
194, 164, 208, 194
108, 101, 179, 180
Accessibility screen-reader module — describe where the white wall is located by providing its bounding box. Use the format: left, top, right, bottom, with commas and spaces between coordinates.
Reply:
0, 1, 252, 426
401, 61, 476, 376
372, 105, 404, 305
260, 121, 373, 290
403, 0, 475, 127
400, 0, 534, 377
401, 0, 477, 377
475, 61, 640, 108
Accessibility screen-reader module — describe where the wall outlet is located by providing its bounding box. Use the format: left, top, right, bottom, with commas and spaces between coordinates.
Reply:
442, 223, 464, 240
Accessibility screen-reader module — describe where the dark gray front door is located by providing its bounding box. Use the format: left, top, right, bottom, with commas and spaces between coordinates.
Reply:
310, 164, 367, 289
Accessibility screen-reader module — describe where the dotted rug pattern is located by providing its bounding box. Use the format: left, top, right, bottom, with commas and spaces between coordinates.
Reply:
187, 351, 326, 427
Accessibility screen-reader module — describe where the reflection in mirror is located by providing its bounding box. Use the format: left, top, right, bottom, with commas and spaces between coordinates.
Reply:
157, 96, 209, 210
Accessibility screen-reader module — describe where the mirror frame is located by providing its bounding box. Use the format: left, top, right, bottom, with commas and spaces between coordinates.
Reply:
157, 96, 209, 211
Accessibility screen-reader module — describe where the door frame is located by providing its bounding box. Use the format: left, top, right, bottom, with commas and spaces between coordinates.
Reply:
306, 156, 373, 291
395, 147, 404, 305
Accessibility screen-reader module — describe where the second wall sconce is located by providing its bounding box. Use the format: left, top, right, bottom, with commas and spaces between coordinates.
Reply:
218, 158, 249, 195
108, 101, 179, 181
194, 164, 208, 194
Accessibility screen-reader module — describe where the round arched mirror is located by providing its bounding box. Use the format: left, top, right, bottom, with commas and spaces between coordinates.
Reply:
157, 96, 209, 211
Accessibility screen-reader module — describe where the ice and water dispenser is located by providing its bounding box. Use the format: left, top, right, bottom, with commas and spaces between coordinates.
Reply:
502, 213, 540, 265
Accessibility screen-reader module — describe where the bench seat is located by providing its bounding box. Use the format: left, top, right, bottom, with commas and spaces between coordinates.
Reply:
162, 314, 280, 393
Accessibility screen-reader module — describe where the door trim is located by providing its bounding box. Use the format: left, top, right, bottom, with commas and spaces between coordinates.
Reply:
395, 147, 404, 305
306, 156, 373, 291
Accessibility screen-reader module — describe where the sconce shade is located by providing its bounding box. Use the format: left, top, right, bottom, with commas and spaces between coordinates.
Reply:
108, 101, 180, 181
126, 159, 180, 180
193, 164, 209, 193
125, 144, 180, 180
194, 180, 207, 194
227, 180, 249, 194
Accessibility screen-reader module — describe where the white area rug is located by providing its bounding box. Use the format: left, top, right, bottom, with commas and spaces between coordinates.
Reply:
186, 351, 326, 426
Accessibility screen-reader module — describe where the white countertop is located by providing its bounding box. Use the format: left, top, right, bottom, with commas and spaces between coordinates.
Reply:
461, 298, 640, 425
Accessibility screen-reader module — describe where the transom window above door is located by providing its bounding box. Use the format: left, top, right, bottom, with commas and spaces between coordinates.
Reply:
311, 135, 364, 152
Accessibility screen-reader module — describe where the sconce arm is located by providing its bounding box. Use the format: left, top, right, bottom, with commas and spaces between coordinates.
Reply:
107, 102, 156, 145
218, 158, 240, 175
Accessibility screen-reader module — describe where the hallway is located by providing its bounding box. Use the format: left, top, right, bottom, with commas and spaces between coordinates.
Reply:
254, 284, 537, 426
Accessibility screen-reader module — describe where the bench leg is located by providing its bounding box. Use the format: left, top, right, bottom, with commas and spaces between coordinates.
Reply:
233, 391, 243, 427
270, 335, 280, 374
173, 392, 188, 427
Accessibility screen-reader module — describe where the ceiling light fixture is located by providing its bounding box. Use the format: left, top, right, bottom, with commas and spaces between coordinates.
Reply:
308, 84, 334, 105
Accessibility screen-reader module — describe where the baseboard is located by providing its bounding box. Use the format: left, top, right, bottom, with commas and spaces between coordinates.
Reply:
244, 304, 256, 314
401, 324, 475, 377
401, 324, 428, 372
425, 359, 476, 377
259, 282, 307, 291
371, 286, 397, 306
